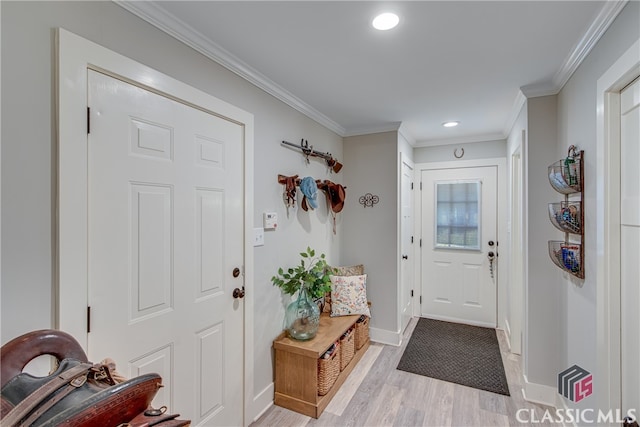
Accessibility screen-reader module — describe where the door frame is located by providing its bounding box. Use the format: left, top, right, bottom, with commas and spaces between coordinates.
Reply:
596, 38, 639, 421
56, 29, 255, 425
509, 142, 524, 354
415, 157, 507, 329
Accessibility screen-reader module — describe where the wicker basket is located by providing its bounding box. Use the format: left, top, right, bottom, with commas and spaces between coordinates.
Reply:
317, 344, 340, 396
340, 329, 355, 371
355, 316, 370, 350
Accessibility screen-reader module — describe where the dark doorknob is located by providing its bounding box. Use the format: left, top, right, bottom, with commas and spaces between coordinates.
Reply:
233, 288, 245, 299
402, 255, 408, 260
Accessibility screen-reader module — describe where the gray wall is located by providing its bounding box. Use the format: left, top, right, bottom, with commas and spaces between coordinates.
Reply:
342, 131, 399, 338
414, 139, 507, 163
0, 1, 342, 419
524, 95, 563, 387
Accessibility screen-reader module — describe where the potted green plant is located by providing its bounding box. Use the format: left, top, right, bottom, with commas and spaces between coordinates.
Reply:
271, 247, 333, 340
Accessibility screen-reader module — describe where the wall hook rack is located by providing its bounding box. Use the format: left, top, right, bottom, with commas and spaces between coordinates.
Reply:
281, 139, 343, 173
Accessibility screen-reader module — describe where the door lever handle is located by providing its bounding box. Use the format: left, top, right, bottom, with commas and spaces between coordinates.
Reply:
233, 287, 245, 299
488, 252, 495, 280
402, 255, 408, 260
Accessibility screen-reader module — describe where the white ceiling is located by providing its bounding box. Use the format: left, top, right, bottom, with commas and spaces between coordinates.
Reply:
118, 1, 625, 146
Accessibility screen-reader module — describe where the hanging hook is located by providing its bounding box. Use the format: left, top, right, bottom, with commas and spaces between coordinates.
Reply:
300, 139, 312, 164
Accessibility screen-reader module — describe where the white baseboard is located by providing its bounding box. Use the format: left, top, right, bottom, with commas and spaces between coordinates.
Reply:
369, 327, 401, 346
251, 382, 274, 424
504, 319, 512, 341
501, 320, 512, 353
496, 327, 511, 352
522, 374, 557, 407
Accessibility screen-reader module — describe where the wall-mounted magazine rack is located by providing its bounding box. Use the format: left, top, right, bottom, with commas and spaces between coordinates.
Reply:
547, 146, 584, 279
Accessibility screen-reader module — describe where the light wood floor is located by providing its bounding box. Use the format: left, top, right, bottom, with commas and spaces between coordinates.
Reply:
252, 317, 559, 427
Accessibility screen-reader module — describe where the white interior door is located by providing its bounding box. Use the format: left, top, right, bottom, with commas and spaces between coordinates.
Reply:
400, 156, 415, 333
420, 166, 498, 327
87, 70, 244, 426
620, 76, 639, 418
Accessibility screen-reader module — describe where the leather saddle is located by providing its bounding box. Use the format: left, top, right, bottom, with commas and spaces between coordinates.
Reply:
0, 329, 189, 427
277, 174, 299, 208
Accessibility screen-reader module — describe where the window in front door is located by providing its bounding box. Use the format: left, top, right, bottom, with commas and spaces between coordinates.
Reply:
435, 180, 481, 250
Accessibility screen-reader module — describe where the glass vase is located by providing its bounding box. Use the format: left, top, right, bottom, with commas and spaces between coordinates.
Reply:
285, 285, 320, 340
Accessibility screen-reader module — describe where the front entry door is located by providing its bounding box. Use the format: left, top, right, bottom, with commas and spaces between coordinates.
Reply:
620, 76, 639, 420
420, 166, 498, 327
87, 70, 244, 426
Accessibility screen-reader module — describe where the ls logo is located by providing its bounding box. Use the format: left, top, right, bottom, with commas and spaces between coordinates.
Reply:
558, 365, 593, 402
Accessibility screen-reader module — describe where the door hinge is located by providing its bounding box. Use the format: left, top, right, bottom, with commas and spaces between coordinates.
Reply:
411, 182, 414, 190
87, 107, 90, 134
411, 236, 414, 244
420, 182, 423, 190
420, 296, 422, 304
411, 290, 414, 297
87, 306, 91, 333
420, 238, 422, 247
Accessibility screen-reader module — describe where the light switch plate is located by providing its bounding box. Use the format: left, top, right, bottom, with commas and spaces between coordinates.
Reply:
253, 227, 264, 246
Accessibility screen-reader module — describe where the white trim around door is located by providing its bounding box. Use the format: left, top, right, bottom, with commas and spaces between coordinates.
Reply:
509, 139, 525, 355
596, 38, 639, 423
56, 28, 255, 426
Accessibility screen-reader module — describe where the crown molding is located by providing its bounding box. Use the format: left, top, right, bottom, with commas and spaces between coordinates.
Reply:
414, 132, 506, 148
520, 2, 627, 99
502, 89, 527, 136
398, 123, 417, 147
519, 83, 559, 99
513, 2, 627, 138
114, 1, 346, 136
551, 0, 628, 91
342, 122, 402, 138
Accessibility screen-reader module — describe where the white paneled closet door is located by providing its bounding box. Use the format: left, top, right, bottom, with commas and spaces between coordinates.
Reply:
87, 70, 245, 426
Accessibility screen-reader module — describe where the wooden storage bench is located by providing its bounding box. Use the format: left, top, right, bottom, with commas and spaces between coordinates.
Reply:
273, 313, 370, 418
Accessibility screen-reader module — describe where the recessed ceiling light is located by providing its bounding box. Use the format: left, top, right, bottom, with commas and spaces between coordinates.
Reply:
372, 13, 399, 31
443, 121, 460, 128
